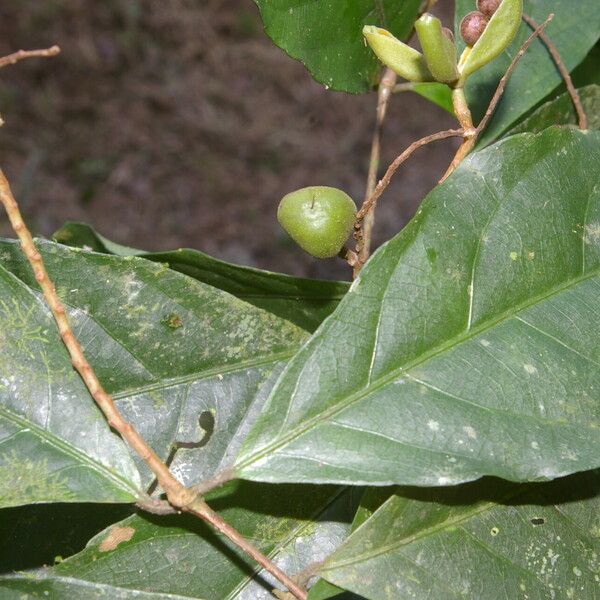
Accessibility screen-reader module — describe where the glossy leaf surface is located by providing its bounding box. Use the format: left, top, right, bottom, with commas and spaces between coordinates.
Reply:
509, 84, 600, 135
254, 0, 421, 93
235, 128, 600, 486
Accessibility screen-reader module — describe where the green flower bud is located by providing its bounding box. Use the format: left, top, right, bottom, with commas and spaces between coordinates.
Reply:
277, 186, 356, 259
458, 0, 523, 82
362, 25, 433, 83
415, 13, 459, 84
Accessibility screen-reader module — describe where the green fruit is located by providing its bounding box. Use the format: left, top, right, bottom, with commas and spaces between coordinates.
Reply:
362, 26, 433, 83
277, 186, 356, 259
415, 13, 459, 84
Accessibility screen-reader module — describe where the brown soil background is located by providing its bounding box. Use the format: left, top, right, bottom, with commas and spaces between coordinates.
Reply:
0, 0, 458, 280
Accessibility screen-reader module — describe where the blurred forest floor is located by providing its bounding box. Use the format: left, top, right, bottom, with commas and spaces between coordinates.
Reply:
0, 0, 457, 280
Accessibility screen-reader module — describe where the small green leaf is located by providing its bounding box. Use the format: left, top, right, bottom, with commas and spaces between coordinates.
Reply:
235, 128, 600, 487
254, 0, 422, 93
411, 82, 454, 114
320, 471, 600, 600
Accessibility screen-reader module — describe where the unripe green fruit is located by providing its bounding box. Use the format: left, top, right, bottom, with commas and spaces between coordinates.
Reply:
415, 13, 459, 84
460, 11, 488, 46
477, 0, 501, 17
362, 26, 433, 83
277, 186, 356, 259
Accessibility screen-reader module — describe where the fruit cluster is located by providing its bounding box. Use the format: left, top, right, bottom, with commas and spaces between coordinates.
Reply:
362, 0, 522, 86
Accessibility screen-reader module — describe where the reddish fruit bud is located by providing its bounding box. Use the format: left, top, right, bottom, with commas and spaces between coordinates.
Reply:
460, 11, 489, 46
477, 0, 502, 18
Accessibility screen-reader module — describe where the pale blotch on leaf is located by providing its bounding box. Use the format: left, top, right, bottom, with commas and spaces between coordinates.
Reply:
99, 525, 136, 552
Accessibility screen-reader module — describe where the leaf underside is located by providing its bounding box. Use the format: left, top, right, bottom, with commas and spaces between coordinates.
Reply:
321, 471, 600, 599
0, 241, 306, 502
52, 222, 349, 333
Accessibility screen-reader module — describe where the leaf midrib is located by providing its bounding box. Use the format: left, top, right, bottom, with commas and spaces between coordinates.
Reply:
237, 265, 599, 471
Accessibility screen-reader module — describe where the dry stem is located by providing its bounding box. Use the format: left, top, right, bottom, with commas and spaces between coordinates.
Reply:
0, 168, 306, 600
0, 45, 60, 69
355, 128, 464, 226
354, 67, 397, 277
522, 13, 587, 130
441, 13, 554, 182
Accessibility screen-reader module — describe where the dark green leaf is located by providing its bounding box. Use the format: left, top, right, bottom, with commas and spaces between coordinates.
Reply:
253, 0, 421, 94
1, 483, 362, 599
53, 222, 349, 333
454, 0, 600, 145
235, 128, 600, 486
308, 579, 363, 600
509, 85, 600, 135
0, 240, 306, 495
320, 471, 600, 599
572, 43, 600, 88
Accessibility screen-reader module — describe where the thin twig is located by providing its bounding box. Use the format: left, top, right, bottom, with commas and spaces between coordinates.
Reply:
476, 14, 554, 137
355, 128, 464, 224
354, 67, 397, 277
352, 0, 439, 277
441, 13, 554, 182
522, 13, 587, 130
0, 169, 307, 600
0, 45, 60, 69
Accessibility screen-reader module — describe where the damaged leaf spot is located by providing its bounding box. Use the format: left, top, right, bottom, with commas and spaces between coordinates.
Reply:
163, 313, 183, 329
99, 525, 135, 552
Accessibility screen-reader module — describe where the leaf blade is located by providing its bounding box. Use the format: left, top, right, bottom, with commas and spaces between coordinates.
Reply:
254, 0, 421, 94
0, 239, 306, 499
